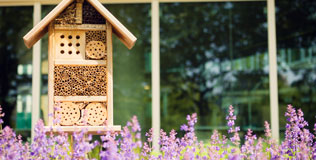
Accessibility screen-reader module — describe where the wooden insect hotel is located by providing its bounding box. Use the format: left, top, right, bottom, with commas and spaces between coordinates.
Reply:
23, 0, 136, 132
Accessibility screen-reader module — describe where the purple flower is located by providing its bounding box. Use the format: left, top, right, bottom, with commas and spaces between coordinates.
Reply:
119, 116, 142, 159
72, 130, 98, 159
226, 105, 240, 147
281, 105, 314, 158
180, 113, 197, 147
100, 132, 121, 160
0, 106, 4, 124
1, 104, 316, 159
241, 129, 257, 158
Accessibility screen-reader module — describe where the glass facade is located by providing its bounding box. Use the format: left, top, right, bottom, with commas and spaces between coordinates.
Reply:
0, 6, 33, 137
276, 0, 316, 134
0, 0, 315, 142
160, 2, 269, 139
106, 4, 152, 135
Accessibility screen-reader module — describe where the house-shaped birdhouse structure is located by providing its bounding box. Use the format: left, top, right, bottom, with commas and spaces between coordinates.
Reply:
23, 0, 136, 133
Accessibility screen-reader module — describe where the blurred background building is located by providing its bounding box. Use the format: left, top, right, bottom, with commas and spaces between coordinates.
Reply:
0, 0, 315, 145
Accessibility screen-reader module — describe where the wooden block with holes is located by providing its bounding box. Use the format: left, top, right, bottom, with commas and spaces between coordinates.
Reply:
23, 0, 137, 133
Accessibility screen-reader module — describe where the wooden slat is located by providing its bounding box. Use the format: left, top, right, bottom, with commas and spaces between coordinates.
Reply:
54, 96, 107, 102
87, 0, 137, 49
23, 0, 74, 48
44, 125, 121, 133
106, 21, 113, 126
54, 60, 107, 65
48, 24, 55, 126
54, 24, 106, 31
75, 0, 83, 24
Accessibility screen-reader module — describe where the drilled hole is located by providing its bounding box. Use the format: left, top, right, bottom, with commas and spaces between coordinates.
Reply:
68, 51, 72, 54
60, 50, 65, 54
68, 43, 72, 47
76, 43, 80, 47
76, 51, 80, 54
60, 43, 64, 47
60, 35, 65, 39
68, 35, 72, 39
76, 35, 80, 39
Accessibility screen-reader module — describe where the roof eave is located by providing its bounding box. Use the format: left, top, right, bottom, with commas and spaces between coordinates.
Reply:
23, 0, 74, 48
87, 0, 137, 49
23, 0, 137, 50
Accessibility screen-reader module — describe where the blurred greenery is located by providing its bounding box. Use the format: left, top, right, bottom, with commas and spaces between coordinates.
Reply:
106, 4, 152, 136
160, 2, 269, 139
0, 6, 33, 139
276, 0, 316, 133
0, 0, 315, 142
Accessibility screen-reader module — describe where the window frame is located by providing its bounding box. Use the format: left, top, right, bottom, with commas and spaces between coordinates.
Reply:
0, 0, 279, 148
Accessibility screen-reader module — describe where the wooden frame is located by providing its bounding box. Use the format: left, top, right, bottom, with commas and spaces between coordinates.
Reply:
24, 0, 138, 133
55, 24, 106, 30
48, 23, 55, 126
54, 96, 107, 102
54, 60, 106, 65
106, 21, 113, 126
44, 125, 121, 133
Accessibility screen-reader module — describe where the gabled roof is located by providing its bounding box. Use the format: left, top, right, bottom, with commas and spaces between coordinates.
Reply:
23, 0, 137, 49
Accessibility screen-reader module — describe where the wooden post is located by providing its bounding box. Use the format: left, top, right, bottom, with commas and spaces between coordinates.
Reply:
106, 21, 113, 126
267, 0, 280, 141
48, 23, 55, 126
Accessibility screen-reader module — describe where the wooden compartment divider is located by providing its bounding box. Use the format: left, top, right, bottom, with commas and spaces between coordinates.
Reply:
54, 96, 107, 102
54, 60, 106, 65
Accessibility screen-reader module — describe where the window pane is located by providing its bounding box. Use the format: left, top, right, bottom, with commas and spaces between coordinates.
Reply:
40, 5, 54, 125
0, 6, 33, 138
106, 4, 152, 134
276, 1, 316, 134
160, 2, 269, 139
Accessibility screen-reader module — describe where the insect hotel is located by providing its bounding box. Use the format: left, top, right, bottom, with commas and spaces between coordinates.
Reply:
23, 0, 136, 132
